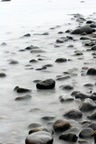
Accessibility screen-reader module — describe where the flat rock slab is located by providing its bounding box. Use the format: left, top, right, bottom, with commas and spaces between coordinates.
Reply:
25, 131, 53, 144
36, 79, 55, 89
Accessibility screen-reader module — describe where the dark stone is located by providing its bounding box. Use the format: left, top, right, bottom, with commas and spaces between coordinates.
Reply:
91, 45, 96, 50
36, 66, 47, 71
59, 132, 78, 142
78, 140, 89, 144
71, 25, 93, 34
59, 96, 74, 102
55, 58, 67, 63
88, 122, 96, 130
9, 60, 19, 65
86, 20, 93, 24
14, 86, 31, 93
1, 0, 11, 1
71, 91, 80, 96
25, 131, 53, 144
84, 83, 94, 87
0, 73, 6, 77
62, 85, 74, 90
28, 123, 42, 129
65, 30, 71, 33
41, 116, 55, 121
25, 47, 32, 50
58, 31, 64, 34
64, 109, 82, 119
90, 24, 96, 28
29, 59, 37, 63
43, 64, 53, 68
23, 33, 31, 37
79, 128, 93, 138
79, 98, 96, 112
56, 39, 64, 43
53, 119, 71, 132
56, 76, 70, 81
87, 68, 96, 75
87, 111, 96, 120
15, 95, 31, 101
74, 50, 83, 56
41, 32, 49, 35
75, 92, 89, 100
36, 79, 55, 89
84, 41, 96, 46
80, 37, 90, 40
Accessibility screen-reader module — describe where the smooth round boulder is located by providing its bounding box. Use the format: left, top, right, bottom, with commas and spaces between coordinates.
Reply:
59, 132, 78, 142
87, 68, 96, 75
25, 131, 53, 144
53, 119, 71, 132
79, 128, 93, 138
79, 98, 96, 112
64, 109, 82, 119
36, 79, 55, 90
88, 122, 96, 130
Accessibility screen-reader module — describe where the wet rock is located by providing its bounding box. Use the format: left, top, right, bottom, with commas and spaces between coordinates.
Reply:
80, 37, 90, 40
41, 115, 55, 121
86, 20, 93, 24
75, 92, 89, 100
56, 39, 64, 43
1, 42, 7, 46
79, 128, 93, 138
71, 91, 80, 96
36, 79, 55, 89
43, 64, 53, 68
0, 72, 6, 77
1, 0, 11, 2
59, 95, 74, 102
65, 29, 71, 33
25, 47, 32, 50
55, 58, 67, 63
71, 25, 94, 34
36, 66, 47, 71
84, 41, 96, 46
30, 49, 45, 53
62, 85, 74, 90
59, 132, 78, 142
23, 33, 31, 37
64, 109, 82, 119
87, 68, 96, 75
91, 45, 96, 50
9, 60, 19, 65
15, 95, 31, 101
25, 131, 53, 144
88, 122, 96, 130
53, 119, 71, 132
88, 111, 96, 120
28, 123, 42, 129
68, 44, 74, 48
90, 24, 96, 28
56, 76, 70, 81
58, 31, 63, 34
41, 32, 49, 35
84, 83, 94, 87
29, 59, 38, 63
78, 140, 89, 144
29, 127, 53, 135
74, 50, 83, 56
79, 98, 96, 112
14, 86, 31, 93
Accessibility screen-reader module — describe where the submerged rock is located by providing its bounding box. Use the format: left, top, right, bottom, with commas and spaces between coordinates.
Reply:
15, 95, 31, 101
53, 119, 71, 132
14, 86, 31, 93
25, 131, 53, 144
36, 79, 55, 90
59, 132, 78, 142
64, 109, 82, 119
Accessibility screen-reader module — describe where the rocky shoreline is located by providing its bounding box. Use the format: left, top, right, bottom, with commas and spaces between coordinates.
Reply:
1, 12, 96, 144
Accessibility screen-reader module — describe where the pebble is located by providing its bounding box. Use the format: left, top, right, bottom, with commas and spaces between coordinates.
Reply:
64, 109, 82, 119
59, 132, 78, 142
79, 128, 93, 138
36, 79, 55, 89
14, 86, 31, 93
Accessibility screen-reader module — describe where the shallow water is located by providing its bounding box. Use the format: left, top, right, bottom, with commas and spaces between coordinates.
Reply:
0, 0, 96, 144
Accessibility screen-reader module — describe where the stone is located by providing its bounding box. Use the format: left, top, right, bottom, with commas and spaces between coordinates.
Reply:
9, 60, 19, 65
88, 122, 96, 130
78, 140, 89, 144
55, 58, 67, 63
87, 111, 96, 120
36, 79, 55, 90
56, 76, 70, 81
75, 92, 89, 100
59, 132, 78, 142
23, 33, 31, 37
15, 95, 31, 101
87, 68, 96, 75
71, 25, 94, 34
91, 45, 96, 50
62, 85, 74, 90
79, 98, 96, 112
0, 73, 6, 77
59, 96, 74, 102
28, 123, 42, 129
53, 119, 71, 132
41, 116, 55, 121
14, 86, 31, 93
79, 128, 93, 138
1, 0, 11, 1
25, 131, 53, 144
64, 109, 82, 119
29, 59, 37, 63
